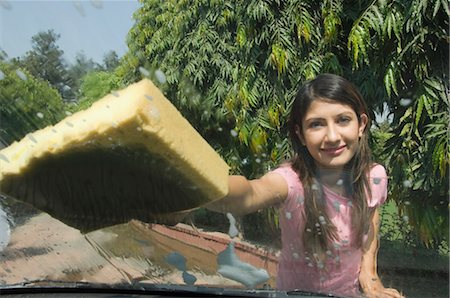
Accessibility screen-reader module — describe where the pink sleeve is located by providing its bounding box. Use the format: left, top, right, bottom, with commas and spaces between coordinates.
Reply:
270, 164, 303, 210
368, 164, 388, 207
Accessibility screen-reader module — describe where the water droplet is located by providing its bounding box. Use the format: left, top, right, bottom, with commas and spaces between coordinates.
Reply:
306, 228, 312, 232
317, 262, 324, 269
73, 1, 85, 16
111, 121, 118, 128
65, 111, 72, 116
292, 252, 299, 259
111, 91, 120, 97
65, 121, 74, 127
255, 158, 261, 163
0, 154, 10, 163
336, 179, 343, 186
182, 271, 197, 285
136, 127, 142, 131
0, 70, 4, 80
285, 212, 292, 219
217, 127, 223, 132
15, 69, 27, 80
334, 256, 340, 263
315, 222, 320, 227
0, 0, 12, 10
318, 216, 326, 224
155, 69, 166, 83
333, 201, 340, 212
149, 107, 160, 123
139, 66, 150, 77
400, 98, 412, 107
403, 215, 409, 222
348, 201, 353, 207
231, 156, 238, 161
27, 134, 37, 143
144, 94, 153, 101
241, 158, 249, 165
404, 201, 411, 205
308, 262, 313, 267
311, 183, 319, 191
36, 112, 44, 119
52, 128, 58, 133
230, 129, 238, 137
90, 0, 103, 9
373, 177, 381, 185
403, 180, 412, 188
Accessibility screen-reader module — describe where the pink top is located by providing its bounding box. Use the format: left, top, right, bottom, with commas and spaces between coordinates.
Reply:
272, 164, 388, 297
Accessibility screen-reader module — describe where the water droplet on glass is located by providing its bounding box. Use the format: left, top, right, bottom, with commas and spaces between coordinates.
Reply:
36, 112, 44, 119
308, 262, 314, 267
27, 134, 37, 143
231, 156, 238, 161
306, 228, 312, 232
403, 215, 409, 222
217, 127, 223, 132
230, 129, 238, 137
226, 213, 239, 238
65, 111, 72, 116
315, 222, 320, 227
144, 94, 153, 101
285, 212, 292, 220
149, 107, 161, 123
373, 178, 381, 185
65, 121, 74, 128
111, 91, 120, 97
318, 216, 326, 224
139, 66, 150, 77
292, 252, 299, 259
255, 158, 261, 163
311, 183, 319, 191
0, 153, 10, 163
182, 271, 197, 285
0, 70, 4, 80
73, 1, 85, 16
136, 127, 142, 131
15, 69, 27, 80
403, 180, 412, 188
333, 201, 340, 212
326, 250, 332, 256
155, 69, 166, 83
336, 179, 343, 186
404, 201, 411, 205
90, 0, 103, 9
400, 98, 412, 107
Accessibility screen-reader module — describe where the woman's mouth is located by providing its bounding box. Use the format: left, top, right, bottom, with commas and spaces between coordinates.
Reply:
321, 145, 346, 156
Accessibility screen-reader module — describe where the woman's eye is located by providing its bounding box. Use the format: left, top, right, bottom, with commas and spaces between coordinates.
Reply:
309, 121, 323, 128
338, 117, 351, 124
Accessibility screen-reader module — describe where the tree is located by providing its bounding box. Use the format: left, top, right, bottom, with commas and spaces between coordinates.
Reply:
67, 51, 99, 95
19, 30, 73, 101
122, 0, 448, 246
0, 61, 65, 145
102, 50, 120, 72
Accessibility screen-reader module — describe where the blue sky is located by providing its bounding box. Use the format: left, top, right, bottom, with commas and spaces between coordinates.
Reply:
0, 0, 140, 64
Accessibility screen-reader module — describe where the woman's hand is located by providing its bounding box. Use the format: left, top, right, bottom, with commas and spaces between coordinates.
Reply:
359, 208, 404, 298
359, 273, 404, 298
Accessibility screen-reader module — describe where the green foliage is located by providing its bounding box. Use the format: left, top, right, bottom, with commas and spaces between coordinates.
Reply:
17, 30, 73, 101
122, 0, 448, 246
0, 61, 65, 145
68, 71, 121, 113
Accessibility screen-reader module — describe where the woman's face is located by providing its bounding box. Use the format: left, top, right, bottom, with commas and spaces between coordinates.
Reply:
296, 99, 368, 170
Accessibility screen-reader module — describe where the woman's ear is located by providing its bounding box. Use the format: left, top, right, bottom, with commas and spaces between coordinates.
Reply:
358, 113, 368, 137
295, 125, 305, 146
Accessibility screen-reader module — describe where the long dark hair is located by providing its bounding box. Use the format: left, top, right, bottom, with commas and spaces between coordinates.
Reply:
288, 73, 373, 262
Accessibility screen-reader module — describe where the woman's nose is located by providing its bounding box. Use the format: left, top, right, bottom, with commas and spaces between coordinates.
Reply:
325, 124, 340, 142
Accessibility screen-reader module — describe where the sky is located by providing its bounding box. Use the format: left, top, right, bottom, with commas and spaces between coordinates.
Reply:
0, 0, 140, 64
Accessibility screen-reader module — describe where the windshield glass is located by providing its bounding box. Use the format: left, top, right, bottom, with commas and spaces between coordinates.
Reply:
0, 1, 448, 298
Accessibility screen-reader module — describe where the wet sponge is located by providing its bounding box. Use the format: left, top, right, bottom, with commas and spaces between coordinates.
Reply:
0, 79, 229, 232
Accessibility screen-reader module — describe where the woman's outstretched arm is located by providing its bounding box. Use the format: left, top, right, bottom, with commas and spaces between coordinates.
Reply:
359, 208, 404, 298
205, 172, 288, 216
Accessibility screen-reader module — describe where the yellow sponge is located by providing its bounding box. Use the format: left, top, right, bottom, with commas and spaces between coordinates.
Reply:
0, 79, 229, 232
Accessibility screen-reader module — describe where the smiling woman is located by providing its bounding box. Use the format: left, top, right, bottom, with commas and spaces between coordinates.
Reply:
0, 1, 448, 298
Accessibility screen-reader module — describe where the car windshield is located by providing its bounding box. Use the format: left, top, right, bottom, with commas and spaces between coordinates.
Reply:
0, 1, 448, 298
